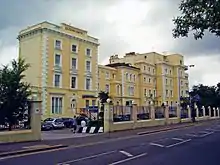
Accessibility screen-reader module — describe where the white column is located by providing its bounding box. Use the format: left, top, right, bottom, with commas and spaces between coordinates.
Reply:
217, 108, 220, 117
187, 105, 191, 119
213, 107, 216, 117
208, 106, 211, 117
202, 106, 205, 117
194, 103, 199, 118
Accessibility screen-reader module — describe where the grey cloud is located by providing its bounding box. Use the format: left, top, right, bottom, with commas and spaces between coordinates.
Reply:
173, 34, 220, 56
0, 0, 55, 30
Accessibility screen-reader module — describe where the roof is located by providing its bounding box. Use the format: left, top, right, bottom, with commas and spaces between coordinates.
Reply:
106, 63, 140, 70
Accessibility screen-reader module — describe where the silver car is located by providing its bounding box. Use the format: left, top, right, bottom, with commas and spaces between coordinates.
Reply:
44, 118, 65, 129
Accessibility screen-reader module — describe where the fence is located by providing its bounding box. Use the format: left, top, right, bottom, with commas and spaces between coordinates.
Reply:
155, 106, 165, 119
137, 106, 151, 120
181, 108, 188, 118
113, 106, 132, 122
169, 106, 177, 118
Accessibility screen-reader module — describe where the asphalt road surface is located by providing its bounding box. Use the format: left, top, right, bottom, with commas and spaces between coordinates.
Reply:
1, 120, 220, 165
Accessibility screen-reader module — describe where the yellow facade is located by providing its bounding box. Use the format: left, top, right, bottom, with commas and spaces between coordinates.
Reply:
18, 21, 99, 118
107, 52, 189, 106
98, 63, 140, 106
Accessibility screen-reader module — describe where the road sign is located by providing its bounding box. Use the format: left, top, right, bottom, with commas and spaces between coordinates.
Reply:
87, 106, 99, 113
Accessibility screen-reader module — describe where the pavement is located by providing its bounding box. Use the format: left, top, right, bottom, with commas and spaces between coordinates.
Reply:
0, 119, 220, 165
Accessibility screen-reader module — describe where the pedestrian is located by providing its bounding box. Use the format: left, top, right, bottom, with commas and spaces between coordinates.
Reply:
72, 116, 77, 133
81, 120, 86, 128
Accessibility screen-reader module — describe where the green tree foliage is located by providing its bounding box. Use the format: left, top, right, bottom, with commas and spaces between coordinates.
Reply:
0, 58, 31, 131
189, 83, 220, 107
173, 0, 220, 39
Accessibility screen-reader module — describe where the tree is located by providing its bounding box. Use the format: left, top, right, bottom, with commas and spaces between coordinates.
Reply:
189, 84, 218, 107
98, 91, 110, 104
172, 0, 220, 39
98, 91, 110, 112
0, 58, 31, 131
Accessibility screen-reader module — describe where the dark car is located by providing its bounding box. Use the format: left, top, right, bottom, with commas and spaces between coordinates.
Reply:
61, 118, 74, 128
41, 122, 53, 131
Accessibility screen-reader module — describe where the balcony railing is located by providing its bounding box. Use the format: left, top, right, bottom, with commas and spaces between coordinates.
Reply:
70, 67, 78, 75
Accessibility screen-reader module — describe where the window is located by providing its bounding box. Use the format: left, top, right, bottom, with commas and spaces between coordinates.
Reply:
149, 78, 151, 83
170, 79, 172, 85
128, 86, 134, 96
144, 77, 146, 82
144, 66, 146, 70
71, 44, 77, 53
55, 54, 61, 66
181, 81, 183, 85
165, 68, 168, 74
148, 67, 150, 72
153, 69, 155, 74
54, 74, 61, 87
92, 100, 96, 106
85, 78, 91, 90
144, 89, 147, 96
98, 83, 99, 90
86, 48, 91, 56
133, 75, 136, 81
153, 90, 156, 97
181, 90, 184, 96
105, 84, 110, 93
149, 90, 152, 96
51, 96, 62, 114
71, 58, 77, 69
116, 85, 120, 95
86, 61, 91, 72
55, 40, 61, 49
85, 100, 89, 107
125, 73, 128, 80
166, 90, 168, 97
170, 90, 173, 97
71, 76, 76, 89
170, 70, 172, 75
130, 74, 132, 81
106, 72, 110, 79
166, 79, 168, 85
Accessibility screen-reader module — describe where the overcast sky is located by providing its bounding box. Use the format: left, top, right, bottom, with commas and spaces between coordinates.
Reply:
0, 0, 219, 88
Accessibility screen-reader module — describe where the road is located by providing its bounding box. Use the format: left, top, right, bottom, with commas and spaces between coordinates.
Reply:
1, 120, 220, 165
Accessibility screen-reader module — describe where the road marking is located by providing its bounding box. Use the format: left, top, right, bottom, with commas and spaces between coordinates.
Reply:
206, 128, 220, 132
149, 142, 165, 148
56, 150, 116, 165
199, 131, 211, 134
109, 153, 147, 165
172, 137, 184, 141
199, 132, 214, 137
186, 133, 198, 137
119, 150, 133, 157
166, 139, 191, 148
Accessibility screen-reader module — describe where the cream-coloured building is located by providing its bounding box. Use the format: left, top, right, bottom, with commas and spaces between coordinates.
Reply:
18, 21, 189, 118
18, 21, 99, 118
101, 52, 189, 106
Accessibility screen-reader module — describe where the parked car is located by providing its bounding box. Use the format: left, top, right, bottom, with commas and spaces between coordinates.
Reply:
44, 118, 65, 129
41, 122, 53, 131
61, 117, 74, 128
